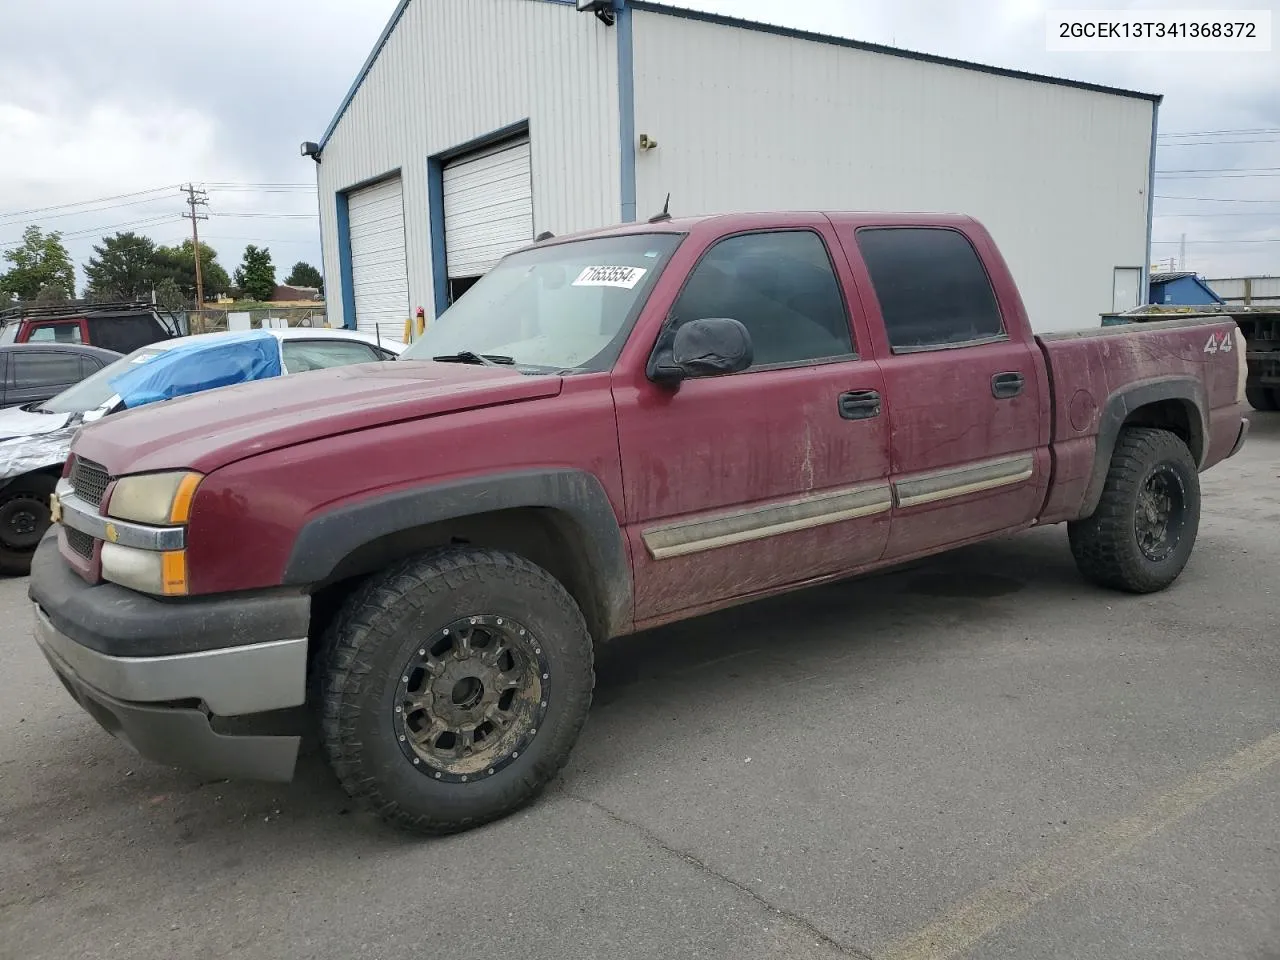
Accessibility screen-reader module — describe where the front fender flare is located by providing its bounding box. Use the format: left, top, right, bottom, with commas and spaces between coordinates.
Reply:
282, 469, 631, 638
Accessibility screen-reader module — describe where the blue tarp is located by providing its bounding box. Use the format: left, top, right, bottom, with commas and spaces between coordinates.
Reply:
109, 331, 282, 409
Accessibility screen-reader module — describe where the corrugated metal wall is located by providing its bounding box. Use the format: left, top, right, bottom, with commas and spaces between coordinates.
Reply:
317, 0, 620, 328
630, 10, 1155, 333
1207, 277, 1280, 306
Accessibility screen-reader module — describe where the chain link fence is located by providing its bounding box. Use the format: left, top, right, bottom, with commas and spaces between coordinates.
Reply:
185, 306, 330, 335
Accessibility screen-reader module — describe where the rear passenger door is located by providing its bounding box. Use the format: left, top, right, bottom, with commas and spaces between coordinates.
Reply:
848, 226, 1047, 560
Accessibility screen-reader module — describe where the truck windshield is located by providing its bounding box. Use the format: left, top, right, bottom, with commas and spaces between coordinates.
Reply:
401, 233, 683, 373
37, 345, 168, 414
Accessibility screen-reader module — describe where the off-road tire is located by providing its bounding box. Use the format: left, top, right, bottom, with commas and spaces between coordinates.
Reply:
319, 547, 594, 834
1068, 427, 1199, 594
1245, 384, 1279, 412
0, 474, 56, 576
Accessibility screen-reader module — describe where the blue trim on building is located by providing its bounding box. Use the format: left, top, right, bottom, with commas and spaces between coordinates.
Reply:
1143, 99, 1159, 304
616, 0, 637, 223
627, 1, 1162, 104
426, 156, 449, 318
334, 191, 357, 329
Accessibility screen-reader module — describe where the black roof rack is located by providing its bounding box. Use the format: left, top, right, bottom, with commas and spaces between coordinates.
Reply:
0, 297, 183, 337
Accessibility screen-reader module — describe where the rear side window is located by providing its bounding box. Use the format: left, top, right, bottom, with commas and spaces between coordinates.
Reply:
856, 228, 1004, 352
282, 339, 382, 372
27, 323, 83, 344
11, 352, 84, 388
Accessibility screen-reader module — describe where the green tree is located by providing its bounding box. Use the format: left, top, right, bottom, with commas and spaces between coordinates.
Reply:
0, 226, 76, 301
84, 232, 159, 301
34, 282, 71, 303
234, 244, 276, 301
154, 240, 230, 302
284, 261, 323, 293
153, 277, 184, 311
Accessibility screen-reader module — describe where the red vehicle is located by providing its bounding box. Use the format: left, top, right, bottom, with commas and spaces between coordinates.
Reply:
29, 212, 1248, 834
0, 300, 178, 354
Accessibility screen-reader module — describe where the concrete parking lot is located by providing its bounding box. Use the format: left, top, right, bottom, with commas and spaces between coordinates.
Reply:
2, 416, 1277, 960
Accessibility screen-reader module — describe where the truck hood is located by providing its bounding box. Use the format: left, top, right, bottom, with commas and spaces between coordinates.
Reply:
71, 361, 563, 476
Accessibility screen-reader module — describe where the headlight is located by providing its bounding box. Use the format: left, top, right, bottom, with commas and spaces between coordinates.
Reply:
107, 471, 202, 525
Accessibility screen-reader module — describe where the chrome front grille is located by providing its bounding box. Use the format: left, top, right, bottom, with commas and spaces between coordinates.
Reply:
64, 527, 95, 560
70, 457, 110, 508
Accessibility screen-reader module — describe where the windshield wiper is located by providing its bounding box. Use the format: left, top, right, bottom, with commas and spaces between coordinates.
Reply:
431, 351, 515, 367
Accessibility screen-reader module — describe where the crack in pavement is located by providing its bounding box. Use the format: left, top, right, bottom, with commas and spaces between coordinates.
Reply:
566, 791, 876, 960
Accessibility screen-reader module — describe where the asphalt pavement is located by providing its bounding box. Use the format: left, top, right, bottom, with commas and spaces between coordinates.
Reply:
2, 415, 1277, 960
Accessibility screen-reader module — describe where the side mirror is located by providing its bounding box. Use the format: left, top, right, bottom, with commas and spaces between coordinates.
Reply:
650, 317, 753, 384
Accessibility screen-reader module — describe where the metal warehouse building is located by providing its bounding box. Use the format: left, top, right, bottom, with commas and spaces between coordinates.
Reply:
310, 0, 1160, 339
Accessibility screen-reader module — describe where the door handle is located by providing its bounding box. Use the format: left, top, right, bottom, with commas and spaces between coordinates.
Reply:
991, 372, 1025, 400
838, 390, 882, 420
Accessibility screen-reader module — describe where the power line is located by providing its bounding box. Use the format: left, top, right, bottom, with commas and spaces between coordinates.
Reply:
1155, 194, 1280, 203
0, 184, 179, 222
1152, 238, 1280, 244
1156, 166, 1280, 173
1157, 127, 1280, 138
1158, 139, 1280, 147
0, 214, 182, 249
1154, 212, 1280, 218
0, 194, 175, 225
209, 212, 318, 220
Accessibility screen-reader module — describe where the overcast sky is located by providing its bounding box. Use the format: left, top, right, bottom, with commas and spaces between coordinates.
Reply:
1, 0, 1277, 289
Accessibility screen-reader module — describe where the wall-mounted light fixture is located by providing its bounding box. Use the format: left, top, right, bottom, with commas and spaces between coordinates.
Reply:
639, 133, 658, 151
577, 0, 616, 26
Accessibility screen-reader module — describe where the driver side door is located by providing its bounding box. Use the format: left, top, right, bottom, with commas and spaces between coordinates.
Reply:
613, 226, 893, 627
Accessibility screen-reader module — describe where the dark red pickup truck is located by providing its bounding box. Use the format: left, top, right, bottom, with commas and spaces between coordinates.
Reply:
30, 212, 1248, 833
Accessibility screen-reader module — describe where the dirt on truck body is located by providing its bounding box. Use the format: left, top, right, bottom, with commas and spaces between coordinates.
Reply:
29, 211, 1249, 834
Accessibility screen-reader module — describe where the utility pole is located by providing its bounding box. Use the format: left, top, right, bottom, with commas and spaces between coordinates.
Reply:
182, 184, 209, 309
1179, 233, 1187, 272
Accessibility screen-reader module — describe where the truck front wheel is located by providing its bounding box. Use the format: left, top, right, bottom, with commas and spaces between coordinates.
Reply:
1068, 427, 1200, 594
318, 547, 594, 834
0, 474, 56, 576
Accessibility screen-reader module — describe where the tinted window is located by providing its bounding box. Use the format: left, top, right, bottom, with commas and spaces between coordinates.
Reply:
282, 339, 381, 372
856, 228, 1004, 351
11, 352, 84, 388
672, 231, 853, 368
80, 355, 105, 377
27, 323, 83, 344
89, 315, 166, 353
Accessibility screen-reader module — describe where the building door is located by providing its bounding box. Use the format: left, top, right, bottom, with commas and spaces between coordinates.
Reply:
348, 176, 410, 342
1113, 267, 1143, 312
443, 138, 534, 298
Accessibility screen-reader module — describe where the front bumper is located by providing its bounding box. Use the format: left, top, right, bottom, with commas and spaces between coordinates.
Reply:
29, 535, 310, 782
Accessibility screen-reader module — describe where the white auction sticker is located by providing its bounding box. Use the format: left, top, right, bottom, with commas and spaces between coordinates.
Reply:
573, 265, 648, 289
1047, 10, 1271, 51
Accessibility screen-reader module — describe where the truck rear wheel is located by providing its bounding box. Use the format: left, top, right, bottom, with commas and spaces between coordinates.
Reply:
1245, 384, 1279, 412
318, 547, 594, 834
1068, 427, 1200, 594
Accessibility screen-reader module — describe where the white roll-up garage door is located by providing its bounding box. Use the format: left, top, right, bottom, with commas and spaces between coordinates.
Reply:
443, 138, 534, 279
347, 176, 409, 340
